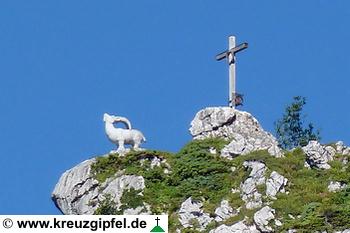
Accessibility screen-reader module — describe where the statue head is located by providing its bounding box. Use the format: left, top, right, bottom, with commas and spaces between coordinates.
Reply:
103, 113, 114, 123
103, 113, 132, 129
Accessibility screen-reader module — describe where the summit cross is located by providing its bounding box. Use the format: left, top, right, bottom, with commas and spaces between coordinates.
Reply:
216, 36, 248, 108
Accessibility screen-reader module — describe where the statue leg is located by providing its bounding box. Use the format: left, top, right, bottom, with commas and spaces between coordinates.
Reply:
133, 142, 140, 150
117, 140, 125, 152
133, 139, 144, 151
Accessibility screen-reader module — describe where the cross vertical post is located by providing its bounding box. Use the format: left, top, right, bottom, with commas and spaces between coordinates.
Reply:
215, 36, 248, 108
228, 36, 236, 108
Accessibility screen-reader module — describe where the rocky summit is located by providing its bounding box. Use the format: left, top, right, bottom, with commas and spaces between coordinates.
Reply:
52, 107, 350, 232
190, 107, 282, 158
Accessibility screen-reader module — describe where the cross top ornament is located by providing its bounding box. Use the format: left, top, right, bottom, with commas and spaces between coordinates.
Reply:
216, 36, 248, 108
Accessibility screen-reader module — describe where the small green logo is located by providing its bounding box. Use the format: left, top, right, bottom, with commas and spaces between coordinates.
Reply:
150, 217, 165, 232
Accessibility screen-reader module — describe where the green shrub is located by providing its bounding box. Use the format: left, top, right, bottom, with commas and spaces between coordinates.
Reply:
94, 194, 118, 215
275, 96, 320, 149
119, 188, 145, 212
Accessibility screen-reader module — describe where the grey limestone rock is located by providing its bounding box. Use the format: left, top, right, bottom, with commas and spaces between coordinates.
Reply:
215, 200, 238, 222
52, 158, 98, 214
338, 141, 350, 165
274, 219, 282, 227
336, 141, 346, 153
240, 161, 266, 209
253, 206, 275, 232
178, 197, 213, 231
343, 148, 350, 156
243, 161, 266, 185
302, 141, 336, 169
140, 155, 171, 173
52, 158, 145, 214
328, 181, 347, 193
335, 141, 350, 156
102, 175, 145, 206
266, 171, 288, 199
189, 107, 282, 158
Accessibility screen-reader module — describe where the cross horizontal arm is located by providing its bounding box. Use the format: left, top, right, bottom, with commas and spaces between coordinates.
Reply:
230, 42, 248, 54
215, 51, 229, 61
215, 42, 248, 61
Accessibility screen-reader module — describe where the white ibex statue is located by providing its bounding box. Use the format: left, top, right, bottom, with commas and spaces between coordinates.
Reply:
103, 113, 146, 154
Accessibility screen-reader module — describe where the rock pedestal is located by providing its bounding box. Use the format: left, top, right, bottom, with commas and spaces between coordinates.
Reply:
190, 107, 282, 157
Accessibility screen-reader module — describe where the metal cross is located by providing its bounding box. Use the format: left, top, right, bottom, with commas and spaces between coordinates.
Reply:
216, 36, 248, 108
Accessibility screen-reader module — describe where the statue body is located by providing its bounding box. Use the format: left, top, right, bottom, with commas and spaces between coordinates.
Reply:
103, 113, 146, 153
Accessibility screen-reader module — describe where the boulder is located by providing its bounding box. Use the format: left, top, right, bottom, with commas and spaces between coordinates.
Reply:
253, 206, 275, 232
328, 181, 347, 193
215, 200, 237, 222
336, 141, 346, 153
302, 141, 336, 169
335, 141, 350, 156
266, 171, 288, 199
343, 148, 350, 156
243, 161, 267, 185
189, 107, 282, 157
241, 161, 266, 209
178, 197, 213, 231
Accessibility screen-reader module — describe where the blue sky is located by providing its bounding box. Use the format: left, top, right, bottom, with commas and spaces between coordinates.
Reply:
0, 1, 349, 214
